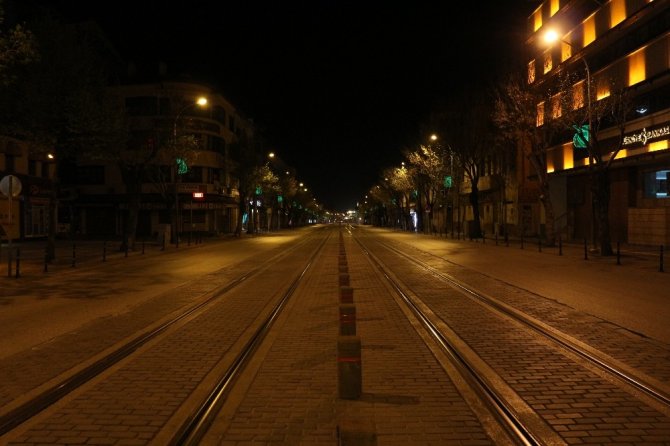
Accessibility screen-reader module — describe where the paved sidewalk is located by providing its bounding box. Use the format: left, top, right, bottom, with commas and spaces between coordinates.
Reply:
372, 227, 670, 345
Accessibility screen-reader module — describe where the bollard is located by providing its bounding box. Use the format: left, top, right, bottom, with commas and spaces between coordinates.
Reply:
72, 242, 76, 268
505, 233, 509, 247
14, 248, 20, 279
559, 237, 563, 256
482, 233, 486, 244
339, 273, 350, 287
660, 245, 664, 273
339, 304, 356, 336
338, 419, 377, 446
338, 335, 362, 399
7, 246, 12, 277
103, 241, 107, 262
584, 239, 588, 261
162, 237, 166, 251
495, 233, 498, 246
616, 241, 621, 265
340, 286, 354, 304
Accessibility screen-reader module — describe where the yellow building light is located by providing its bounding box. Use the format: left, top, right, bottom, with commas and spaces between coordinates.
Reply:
572, 81, 585, 110
563, 144, 574, 170
583, 15, 596, 47
528, 60, 536, 84
551, 93, 562, 118
649, 140, 669, 152
543, 51, 553, 74
597, 82, 611, 100
534, 8, 543, 31
611, 0, 626, 28
561, 40, 572, 62
537, 101, 545, 127
550, 0, 560, 16
628, 48, 646, 86
547, 158, 555, 173
614, 149, 628, 160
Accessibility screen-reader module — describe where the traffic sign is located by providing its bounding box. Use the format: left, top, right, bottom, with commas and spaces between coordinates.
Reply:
0, 175, 22, 197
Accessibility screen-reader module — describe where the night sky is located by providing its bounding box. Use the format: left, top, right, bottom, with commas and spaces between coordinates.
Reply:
14, 0, 539, 211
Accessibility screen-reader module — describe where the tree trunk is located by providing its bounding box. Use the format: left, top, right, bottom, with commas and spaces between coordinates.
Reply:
592, 169, 613, 256
539, 181, 556, 247
469, 182, 482, 239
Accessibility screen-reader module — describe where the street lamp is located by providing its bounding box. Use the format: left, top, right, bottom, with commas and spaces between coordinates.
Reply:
172, 96, 208, 246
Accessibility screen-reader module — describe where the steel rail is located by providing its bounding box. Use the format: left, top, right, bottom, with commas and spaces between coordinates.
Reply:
169, 231, 330, 445
378, 236, 670, 409
0, 229, 325, 435
354, 234, 542, 446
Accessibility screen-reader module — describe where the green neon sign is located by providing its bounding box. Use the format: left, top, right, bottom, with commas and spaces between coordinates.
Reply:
572, 124, 589, 149
444, 175, 453, 188
176, 158, 188, 175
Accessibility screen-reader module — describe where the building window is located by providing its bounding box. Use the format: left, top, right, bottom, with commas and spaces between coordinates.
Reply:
533, 8, 543, 31
550, 0, 560, 16
528, 60, 536, 84
628, 48, 646, 86
536, 101, 545, 127
561, 40, 572, 62
551, 93, 562, 119
572, 81, 585, 110
610, 0, 626, 29
543, 51, 553, 74
583, 15, 596, 47
643, 170, 669, 198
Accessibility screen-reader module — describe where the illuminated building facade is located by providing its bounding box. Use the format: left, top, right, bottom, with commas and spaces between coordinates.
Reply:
527, 0, 670, 245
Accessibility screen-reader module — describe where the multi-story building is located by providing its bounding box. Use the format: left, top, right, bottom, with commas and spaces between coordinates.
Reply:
527, 0, 670, 245
0, 136, 57, 241
63, 80, 251, 240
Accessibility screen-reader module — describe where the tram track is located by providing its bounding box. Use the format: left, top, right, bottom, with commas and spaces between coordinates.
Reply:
167, 231, 329, 445
352, 227, 670, 444
0, 227, 330, 440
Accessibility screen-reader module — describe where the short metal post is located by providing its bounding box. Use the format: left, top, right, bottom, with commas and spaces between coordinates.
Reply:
616, 241, 621, 265
584, 239, 588, 261
14, 247, 20, 278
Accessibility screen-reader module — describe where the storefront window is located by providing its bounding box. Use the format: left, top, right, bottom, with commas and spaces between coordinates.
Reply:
644, 170, 669, 198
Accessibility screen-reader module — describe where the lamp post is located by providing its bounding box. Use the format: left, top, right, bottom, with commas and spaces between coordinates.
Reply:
543, 29, 596, 248
171, 96, 208, 246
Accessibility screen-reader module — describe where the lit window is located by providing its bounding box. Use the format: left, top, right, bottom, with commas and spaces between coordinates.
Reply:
610, 0, 626, 28
572, 81, 585, 110
543, 51, 553, 74
561, 40, 572, 62
536, 101, 545, 127
628, 48, 646, 86
551, 93, 562, 118
597, 84, 611, 100
533, 9, 543, 31
550, 0, 560, 16
583, 15, 596, 47
528, 60, 536, 84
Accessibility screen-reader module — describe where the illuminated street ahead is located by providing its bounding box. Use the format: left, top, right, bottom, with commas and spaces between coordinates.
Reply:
1, 225, 669, 444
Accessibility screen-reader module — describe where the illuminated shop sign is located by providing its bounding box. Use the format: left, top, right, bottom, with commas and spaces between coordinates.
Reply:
623, 124, 670, 147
